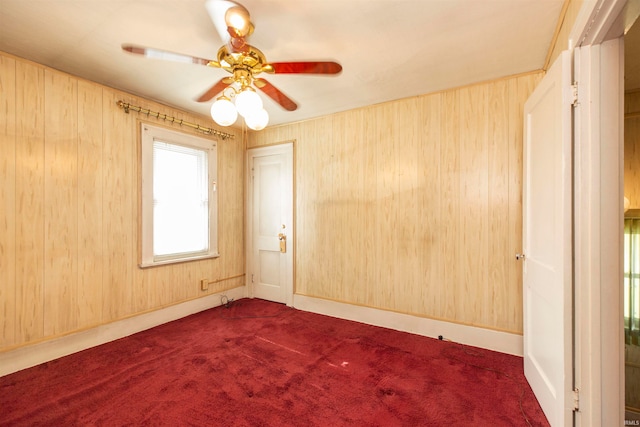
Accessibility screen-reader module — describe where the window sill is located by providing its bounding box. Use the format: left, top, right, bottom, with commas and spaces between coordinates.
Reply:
139, 252, 220, 269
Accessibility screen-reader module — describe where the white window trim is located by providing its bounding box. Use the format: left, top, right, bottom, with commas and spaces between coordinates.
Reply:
140, 123, 219, 268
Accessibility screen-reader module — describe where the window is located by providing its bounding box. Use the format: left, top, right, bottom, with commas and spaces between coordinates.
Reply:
140, 124, 218, 267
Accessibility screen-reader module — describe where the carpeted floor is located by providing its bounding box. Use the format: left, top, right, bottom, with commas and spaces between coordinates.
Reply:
0, 298, 549, 426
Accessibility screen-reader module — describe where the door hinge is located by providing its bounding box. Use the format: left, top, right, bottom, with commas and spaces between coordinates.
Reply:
571, 83, 579, 107
251, 274, 254, 284
572, 388, 580, 412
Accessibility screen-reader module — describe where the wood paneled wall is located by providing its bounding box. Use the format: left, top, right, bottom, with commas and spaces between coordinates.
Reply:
625, 90, 640, 208
0, 52, 245, 350
249, 73, 542, 334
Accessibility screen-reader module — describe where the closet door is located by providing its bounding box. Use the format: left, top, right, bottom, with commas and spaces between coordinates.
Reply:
522, 50, 574, 427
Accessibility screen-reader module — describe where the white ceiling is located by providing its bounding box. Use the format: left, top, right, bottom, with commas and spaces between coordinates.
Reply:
0, 0, 566, 128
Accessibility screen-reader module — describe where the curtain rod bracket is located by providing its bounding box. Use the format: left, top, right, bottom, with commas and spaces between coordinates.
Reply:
117, 100, 130, 114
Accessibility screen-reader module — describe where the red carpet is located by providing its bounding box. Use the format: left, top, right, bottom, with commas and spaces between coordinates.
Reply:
0, 298, 549, 426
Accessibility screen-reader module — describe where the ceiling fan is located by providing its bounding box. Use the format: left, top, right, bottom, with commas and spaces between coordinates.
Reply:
122, 0, 342, 130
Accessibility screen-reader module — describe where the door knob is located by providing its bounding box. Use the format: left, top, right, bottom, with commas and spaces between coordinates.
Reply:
278, 233, 287, 253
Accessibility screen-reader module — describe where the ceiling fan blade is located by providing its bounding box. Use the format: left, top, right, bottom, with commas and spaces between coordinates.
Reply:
122, 44, 217, 67
254, 78, 297, 111
268, 61, 342, 75
196, 78, 233, 102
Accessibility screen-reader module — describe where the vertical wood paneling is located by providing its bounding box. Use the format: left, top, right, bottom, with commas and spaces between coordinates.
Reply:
330, 112, 351, 301
459, 84, 489, 326
361, 107, 381, 305
373, 102, 398, 309
1, 51, 245, 351
248, 72, 542, 334
77, 80, 104, 326
439, 89, 461, 321
295, 120, 321, 296
102, 90, 134, 321
487, 80, 510, 328
219, 137, 234, 282
419, 93, 442, 317
15, 61, 46, 343
44, 70, 79, 336
395, 97, 421, 314
314, 117, 336, 297
0, 55, 17, 346
293, 128, 309, 296
148, 266, 173, 308
360, 112, 377, 306
218, 133, 245, 281
337, 109, 369, 305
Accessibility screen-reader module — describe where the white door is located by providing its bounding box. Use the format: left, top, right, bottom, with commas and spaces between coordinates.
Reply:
522, 50, 574, 427
247, 143, 293, 305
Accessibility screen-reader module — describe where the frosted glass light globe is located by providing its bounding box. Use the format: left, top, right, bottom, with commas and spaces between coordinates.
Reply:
210, 97, 237, 126
245, 108, 269, 131
235, 89, 263, 118
225, 6, 251, 36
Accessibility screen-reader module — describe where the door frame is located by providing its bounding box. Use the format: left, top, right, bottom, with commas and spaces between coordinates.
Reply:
570, 0, 628, 424
245, 142, 295, 306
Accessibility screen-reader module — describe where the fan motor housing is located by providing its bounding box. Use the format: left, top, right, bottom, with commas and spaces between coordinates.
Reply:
216, 45, 270, 76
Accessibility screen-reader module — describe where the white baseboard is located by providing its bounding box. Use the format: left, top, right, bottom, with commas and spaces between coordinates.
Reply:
1, 289, 522, 378
293, 294, 523, 357
0, 286, 247, 377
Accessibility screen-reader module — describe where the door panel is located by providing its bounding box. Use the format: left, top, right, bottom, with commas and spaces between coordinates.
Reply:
259, 250, 280, 285
523, 50, 573, 427
248, 144, 293, 305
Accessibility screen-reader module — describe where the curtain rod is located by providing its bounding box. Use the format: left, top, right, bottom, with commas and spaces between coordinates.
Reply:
116, 101, 235, 140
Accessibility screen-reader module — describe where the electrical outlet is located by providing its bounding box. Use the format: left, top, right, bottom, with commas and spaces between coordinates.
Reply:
200, 279, 209, 291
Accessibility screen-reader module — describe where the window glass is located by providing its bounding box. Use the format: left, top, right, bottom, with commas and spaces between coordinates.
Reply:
140, 124, 218, 267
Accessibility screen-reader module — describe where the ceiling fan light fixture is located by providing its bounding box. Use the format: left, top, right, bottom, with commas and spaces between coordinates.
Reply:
210, 96, 237, 126
235, 87, 263, 118
245, 108, 269, 131
225, 5, 252, 37
126, 1, 342, 131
